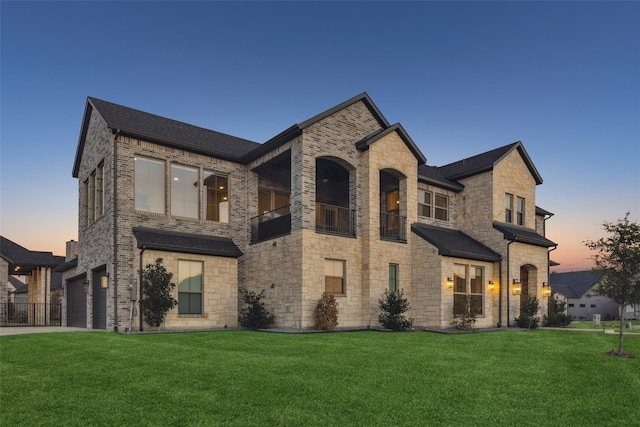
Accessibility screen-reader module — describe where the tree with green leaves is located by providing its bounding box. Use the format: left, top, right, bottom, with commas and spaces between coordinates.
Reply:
378, 289, 413, 331
585, 212, 640, 356
139, 258, 177, 328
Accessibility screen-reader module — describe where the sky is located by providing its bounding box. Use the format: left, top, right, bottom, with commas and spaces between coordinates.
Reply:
1, 1, 639, 272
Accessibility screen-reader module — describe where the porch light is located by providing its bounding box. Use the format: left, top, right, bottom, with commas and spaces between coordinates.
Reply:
101, 274, 109, 288
446, 277, 453, 288
512, 279, 521, 295
488, 281, 495, 291
542, 282, 551, 297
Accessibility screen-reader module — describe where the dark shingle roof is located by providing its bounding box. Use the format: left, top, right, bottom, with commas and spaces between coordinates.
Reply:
417, 165, 465, 192
8, 276, 27, 293
535, 206, 554, 217
438, 141, 543, 185
412, 223, 502, 262
550, 271, 598, 298
73, 97, 261, 177
133, 228, 243, 258
493, 222, 557, 247
0, 236, 64, 273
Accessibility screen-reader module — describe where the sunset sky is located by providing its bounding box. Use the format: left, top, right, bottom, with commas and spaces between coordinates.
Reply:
1, 1, 638, 272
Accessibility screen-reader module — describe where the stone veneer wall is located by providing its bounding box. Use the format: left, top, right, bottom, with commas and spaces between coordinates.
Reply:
140, 249, 238, 330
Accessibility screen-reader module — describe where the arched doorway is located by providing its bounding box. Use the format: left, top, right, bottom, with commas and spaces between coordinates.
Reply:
519, 264, 538, 316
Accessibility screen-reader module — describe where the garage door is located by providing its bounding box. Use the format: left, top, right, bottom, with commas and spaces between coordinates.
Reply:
67, 276, 87, 328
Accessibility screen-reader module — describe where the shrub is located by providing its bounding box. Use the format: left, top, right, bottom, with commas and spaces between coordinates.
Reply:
239, 289, 274, 329
139, 258, 178, 328
514, 296, 540, 329
451, 294, 478, 331
314, 293, 339, 331
543, 294, 573, 327
378, 289, 413, 331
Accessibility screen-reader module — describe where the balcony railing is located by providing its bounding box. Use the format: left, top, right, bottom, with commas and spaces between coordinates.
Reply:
380, 212, 407, 242
1, 303, 62, 326
316, 203, 356, 237
251, 205, 291, 243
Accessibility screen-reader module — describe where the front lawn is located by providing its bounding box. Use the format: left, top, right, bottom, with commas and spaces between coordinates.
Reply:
1, 330, 639, 426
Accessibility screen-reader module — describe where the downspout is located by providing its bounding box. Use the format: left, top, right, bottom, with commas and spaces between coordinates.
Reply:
498, 261, 502, 328
112, 130, 119, 332
139, 246, 145, 332
547, 245, 558, 317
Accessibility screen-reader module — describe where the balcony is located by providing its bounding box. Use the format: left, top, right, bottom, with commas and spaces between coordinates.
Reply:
316, 203, 356, 237
380, 212, 406, 242
251, 205, 291, 243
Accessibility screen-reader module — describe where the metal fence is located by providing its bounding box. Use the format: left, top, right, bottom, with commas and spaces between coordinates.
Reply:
1, 303, 62, 326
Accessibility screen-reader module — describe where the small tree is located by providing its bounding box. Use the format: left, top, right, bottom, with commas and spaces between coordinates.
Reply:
543, 294, 572, 327
378, 289, 413, 331
139, 258, 177, 328
451, 294, 478, 331
585, 212, 640, 356
514, 296, 540, 329
239, 289, 274, 329
314, 293, 339, 331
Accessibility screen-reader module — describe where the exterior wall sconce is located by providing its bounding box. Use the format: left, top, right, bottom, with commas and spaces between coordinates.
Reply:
83, 279, 89, 293
446, 277, 453, 288
542, 282, 551, 297
101, 274, 109, 288
488, 281, 495, 291
512, 279, 521, 295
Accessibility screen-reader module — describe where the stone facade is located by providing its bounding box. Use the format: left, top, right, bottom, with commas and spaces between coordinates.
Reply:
65, 94, 555, 331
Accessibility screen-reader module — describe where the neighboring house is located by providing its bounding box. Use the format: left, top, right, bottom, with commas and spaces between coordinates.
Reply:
8, 276, 27, 305
0, 236, 64, 324
61, 93, 556, 331
550, 271, 620, 320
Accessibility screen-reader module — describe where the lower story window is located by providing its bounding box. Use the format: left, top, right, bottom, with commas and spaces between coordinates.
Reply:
453, 264, 483, 315
389, 264, 398, 292
325, 259, 345, 294
178, 260, 203, 314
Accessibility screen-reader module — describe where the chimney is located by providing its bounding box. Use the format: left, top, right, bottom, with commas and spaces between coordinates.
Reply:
66, 240, 78, 261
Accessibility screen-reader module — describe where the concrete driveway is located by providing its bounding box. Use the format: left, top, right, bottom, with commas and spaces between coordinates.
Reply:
0, 326, 94, 336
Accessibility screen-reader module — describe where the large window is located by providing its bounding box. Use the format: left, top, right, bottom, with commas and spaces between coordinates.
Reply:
325, 259, 345, 294
83, 162, 105, 227
204, 171, 228, 222
516, 197, 525, 226
178, 260, 203, 315
418, 190, 432, 218
434, 194, 448, 221
389, 264, 399, 292
259, 189, 290, 214
171, 164, 199, 219
135, 157, 165, 214
505, 193, 513, 223
453, 264, 483, 315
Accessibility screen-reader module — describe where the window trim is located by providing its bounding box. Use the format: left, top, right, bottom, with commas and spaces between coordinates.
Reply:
505, 193, 514, 223
178, 259, 204, 316
453, 264, 484, 316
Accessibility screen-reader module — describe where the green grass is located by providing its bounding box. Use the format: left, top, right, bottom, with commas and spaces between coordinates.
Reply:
566, 319, 640, 330
1, 330, 639, 426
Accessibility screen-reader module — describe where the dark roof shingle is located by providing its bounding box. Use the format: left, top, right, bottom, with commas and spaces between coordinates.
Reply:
493, 222, 557, 247
133, 228, 243, 258
412, 223, 502, 262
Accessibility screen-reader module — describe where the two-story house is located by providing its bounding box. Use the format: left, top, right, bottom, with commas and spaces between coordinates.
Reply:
59, 93, 556, 331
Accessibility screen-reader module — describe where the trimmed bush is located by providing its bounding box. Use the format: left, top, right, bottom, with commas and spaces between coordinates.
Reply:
239, 289, 274, 329
515, 296, 540, 329
139, 258, 177, 328
314, 293, 339, 331
543, 294, 572, 327
451, 294, 478, 331
378, 289, 413, 331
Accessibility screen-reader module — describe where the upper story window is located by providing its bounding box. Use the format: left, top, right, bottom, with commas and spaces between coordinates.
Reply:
82, 161, 105, 227
171, 164, 199, 219
418, 189, 448, 222
204, 171, 229, 223
505, 193, 513, 223
259, 189, 290, 214
516, 197, 525, 226
434, 194, 448, 221
418, 190, 432, 217
135, 157, 165, 214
